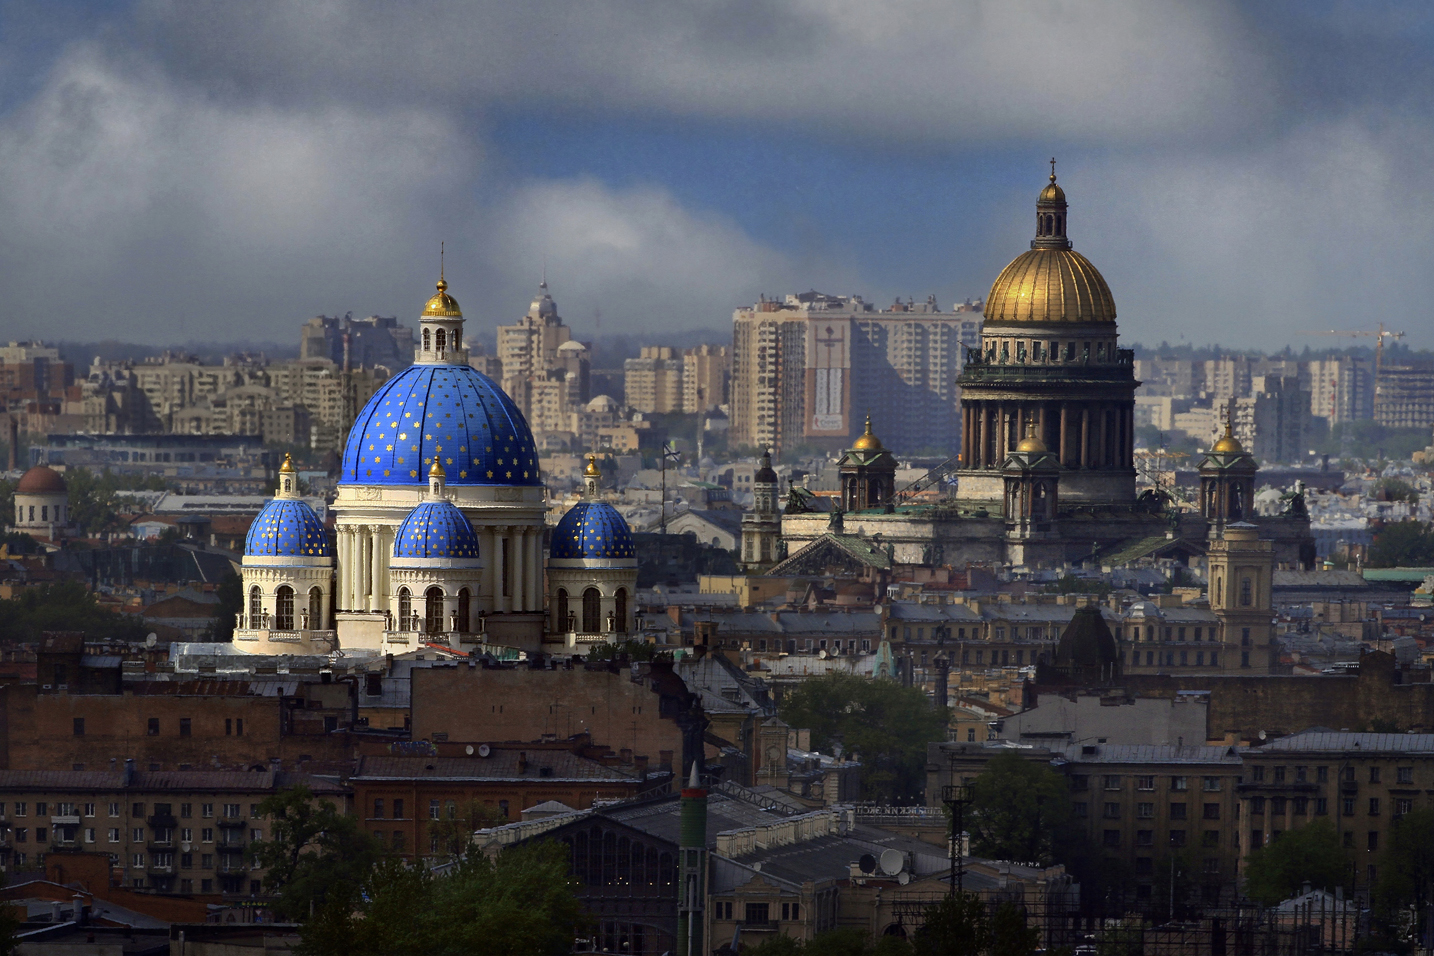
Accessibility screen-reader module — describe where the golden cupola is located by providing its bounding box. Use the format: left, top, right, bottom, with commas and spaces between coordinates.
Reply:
422, 277, 462, 317
983, 162, 1116, 326
851, 414, 884, 452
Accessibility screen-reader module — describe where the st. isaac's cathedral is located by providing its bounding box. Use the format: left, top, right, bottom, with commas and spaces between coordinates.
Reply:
233, 277, 636, 657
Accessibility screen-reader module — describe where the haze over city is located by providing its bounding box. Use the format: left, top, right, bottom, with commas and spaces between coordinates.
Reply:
0, 1, 1430, 347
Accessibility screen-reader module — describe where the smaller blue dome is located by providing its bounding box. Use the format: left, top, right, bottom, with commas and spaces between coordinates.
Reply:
245, 499, 331, 558
551, 501, 636, 560
394, 501, 481, 560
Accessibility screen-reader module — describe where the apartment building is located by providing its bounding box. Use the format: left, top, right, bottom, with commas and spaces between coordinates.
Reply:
299, 313, 414, 370
730, 292, 981, 455
624, 347, 685, 414
1307, 357, 1373, 425
0, 766, 345, 894
1375, 364, 1434, 429
496, 283, 591, 432
682, 344, 731, 413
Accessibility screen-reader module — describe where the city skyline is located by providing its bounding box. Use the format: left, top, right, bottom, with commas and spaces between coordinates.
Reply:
0, 4, 1430, 348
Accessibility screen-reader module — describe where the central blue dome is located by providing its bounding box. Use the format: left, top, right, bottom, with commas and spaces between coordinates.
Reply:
551, 501, 636, 561
394, 500, 481, 560
245, 499, 331, 559
340, 364, 540, 486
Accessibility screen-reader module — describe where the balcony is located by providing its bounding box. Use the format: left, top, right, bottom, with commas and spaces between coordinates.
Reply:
148, 864, 174, 875
49, 815, 80, 827
233, 625, 337, 650
147, 814, 177, 829
217, 817, 247, 829
148, 839, 174, 850
218, 842, 247, 854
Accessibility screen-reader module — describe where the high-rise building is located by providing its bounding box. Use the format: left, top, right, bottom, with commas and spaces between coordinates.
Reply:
682, 344, 730, 413
624, 347, 684, 413
496, 282, 590, 432
1306, 356, 1373, 424
300, 314, 414, 370
1375, 364, 1434, 429
730, 293, 981, 455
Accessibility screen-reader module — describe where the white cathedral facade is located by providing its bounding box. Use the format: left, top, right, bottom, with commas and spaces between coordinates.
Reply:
235, 276, 637, 658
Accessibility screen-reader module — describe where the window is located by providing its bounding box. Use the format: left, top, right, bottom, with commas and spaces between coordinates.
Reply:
1072, 802, 1087, 818
1202, 830, 1219, 847
180, 804, 191, 819
1170, 803, 1187, 821
1169, 830, 1186, 847
201, 854, 213, 868
781, 902, 801, 921
373, 799, 384, 819
108, 829, 119, 844
1135, 830, 1153, 847
73, 718, 84, 736
1240, 577, 1252, 606
1342, 767, 1355, 782
1369, 798, 1381, 816
1104, 775, 1121, 791
392, 800, 404, 820
1103, 830, 1120, 847
1252, 766, 1265, 782
202, 879, 213, 893
1293, 798, 1309, 815
1343, 798, 1356, 817
1271, 797, 1286, 815
109, 803, 120, 818
1136, 776, 1155, 791
1104, 803, 1121, 820
1399, 767, 1414, 785
180, 718, 191, 737
147, 718, 160, 736
1252, 797, 1265, 814
1274, 767, 1286, 783
35, 802, 46, 817
430, 800, 440, 820
275, 585, 295, 630
1171, 776, 1188, 791
1369, 767, 1381, 784
1397, 799, 1413, 816
13, 829, 25, 843
1318, 766, 1329, 783
1251, 829, 1263, 848
132, 828, 144, 842
131, 853, 145, 869
582, 587, 601, 634
83, 804, 94, 818
715, 901, 733, 921
181, 828, 192, 842
1368, 831, 1379, 851
744, 903, 770, 925
202, 804, 213, 818
132, 803, 143, 817
202, 828, 213, 843
1136, 803, 1154, 819
1203, 777, 1221, 792
1203, 804, 1220, 820
13, 803, 24, 817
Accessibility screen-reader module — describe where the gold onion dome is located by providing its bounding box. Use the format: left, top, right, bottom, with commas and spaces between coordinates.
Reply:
852, 415, 884, 452
1212, 422, 1244, 455
430, 458, 446, 478
422, 277, 462, 317
279, 453, 296, 474
1015, 425, 1048, 454
984, 166, 1116, 325
583, 454, 602, 478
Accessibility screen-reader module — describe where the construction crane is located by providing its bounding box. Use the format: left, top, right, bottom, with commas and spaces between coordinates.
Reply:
1300, 322, 1405, 374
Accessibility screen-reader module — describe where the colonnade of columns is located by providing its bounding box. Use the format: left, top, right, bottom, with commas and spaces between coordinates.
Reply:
335, 522, 545, 614
961, 400, 1135, 471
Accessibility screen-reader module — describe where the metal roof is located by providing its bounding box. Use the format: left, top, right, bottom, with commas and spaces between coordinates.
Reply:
1254, 731, 1434, 754
1057, 744, 1242, 766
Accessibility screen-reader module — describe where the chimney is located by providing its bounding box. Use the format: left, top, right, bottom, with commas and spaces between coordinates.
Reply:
518, 752, 529, 774
620, 748, 633, 764
634, 755, 649, 776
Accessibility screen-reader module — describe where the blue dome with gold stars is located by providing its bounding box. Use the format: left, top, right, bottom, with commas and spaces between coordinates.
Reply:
550, 501, 636, 562
244, 499, 331, 559
340, 364, 540, 487
393, 500, 481, 562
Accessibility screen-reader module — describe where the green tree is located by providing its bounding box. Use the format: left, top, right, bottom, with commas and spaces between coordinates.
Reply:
1376, 808, 1434, 931
745, 934, 805, 956
966, 750, 1076, 866
911, 892, 989, 956
803, 928, 878, 956
297, 841, 582, 956
425, 798, 507, 860
202, 571, 244, 642
1094, 920, 1142, 956
0, 581, 148, 643
1367, 520, 1434, 568
779, 672, 949, 804
1242, 819, 1350, 906
989, 902, 1040, 956
247, 785, 383, 921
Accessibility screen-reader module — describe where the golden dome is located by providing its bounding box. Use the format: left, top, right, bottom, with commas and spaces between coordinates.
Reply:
1039, 176, 1065, 203
851, 414, 883, 452
984, 247, 1116, 325
429, 458, 446, 478
1015, 425, 1047, 454
583, 454, 602, 478
422, 277, 462, 318
1212, 422, 1244, 455
278, 453, 296, 474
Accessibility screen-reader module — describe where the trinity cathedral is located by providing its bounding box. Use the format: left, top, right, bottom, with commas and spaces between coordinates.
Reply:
773, 169, 1314, 573
235, 278, 635, 657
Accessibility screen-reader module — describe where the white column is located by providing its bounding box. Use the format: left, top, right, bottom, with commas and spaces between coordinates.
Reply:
338, 528, 352, 611
359, 528, 372, 611
374, 526, 389, 612
369, 526, 383, 613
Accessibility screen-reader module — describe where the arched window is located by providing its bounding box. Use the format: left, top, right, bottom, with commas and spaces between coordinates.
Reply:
308, 587, 323, 630
248, 586, 262, 627
1240, 577, 1253, 607
582, 587, 601, 634
556, 588, 569, 632
275, 586, 295, 631
615, 588, 628, 634
422, 328, 431, 351
457, 588, 470, 633
435, 328, 446, 352
425, 586, 444, 634
398, 587, 412, 630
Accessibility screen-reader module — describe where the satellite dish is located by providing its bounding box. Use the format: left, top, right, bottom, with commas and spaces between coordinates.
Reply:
146, 634, 157, 648
465, 744, 475, 755
879, 849, 903, 876
477, 743, 492, 758
1258, 730, 1267, 741
898, 871, 911, 885
818, 650, 828, 660
859, 854, 877, 874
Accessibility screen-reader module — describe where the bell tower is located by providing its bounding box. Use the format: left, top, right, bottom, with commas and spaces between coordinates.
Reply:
741, 449, 783, 571
1198, 402, 1257, 536
1207, 522, 1275, 673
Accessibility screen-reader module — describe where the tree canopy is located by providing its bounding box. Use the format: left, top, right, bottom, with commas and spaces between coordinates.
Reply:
62, 468, 171, 536
1367, 520, 1434, 568
0, 581, 148, 644
248, 785, 383, 921
1376, 808, 1434, 925
1242, 819, 1350, 906
966, 750, 1077, 866
778, 672, 949, 804
296, 842, 582, 956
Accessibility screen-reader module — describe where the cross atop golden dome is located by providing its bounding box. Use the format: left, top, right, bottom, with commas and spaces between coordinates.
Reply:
1015, 422, 1048, 454
851, 414, 884, 452
1039, 157, 1065, 203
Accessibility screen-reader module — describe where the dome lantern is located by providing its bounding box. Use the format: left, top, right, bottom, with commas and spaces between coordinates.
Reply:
416, 246, 470, 366
1033, 157, 1070, 250
582, 454, 601, 498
